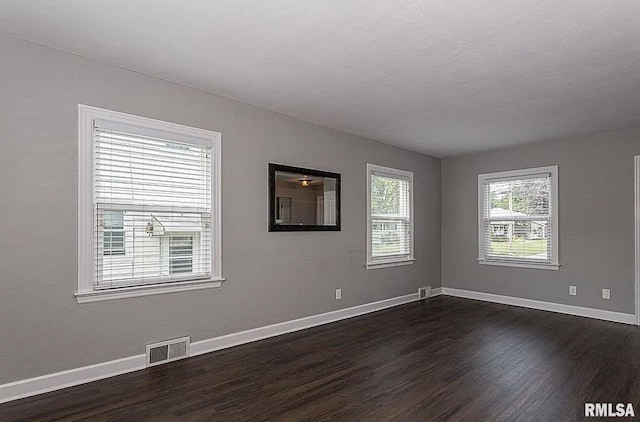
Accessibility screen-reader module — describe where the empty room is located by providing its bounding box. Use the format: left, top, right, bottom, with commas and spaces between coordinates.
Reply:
1, 1, 640, 420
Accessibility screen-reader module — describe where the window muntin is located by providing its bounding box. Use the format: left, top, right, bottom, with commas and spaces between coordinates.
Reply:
367, 164, 414, 268
478, 166, 558, 268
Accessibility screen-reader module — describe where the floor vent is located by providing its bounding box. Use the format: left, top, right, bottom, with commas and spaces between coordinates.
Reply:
146, 336, 190, 367
418, 286, 432, 299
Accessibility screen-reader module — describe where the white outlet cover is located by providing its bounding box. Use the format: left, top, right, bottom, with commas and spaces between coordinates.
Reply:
335, 289, 342, 300
602, 288, 611, 299
569, 286, 576, 296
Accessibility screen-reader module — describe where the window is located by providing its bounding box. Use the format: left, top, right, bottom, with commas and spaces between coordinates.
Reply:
367, 164, 414, 269
103, 210, 125, 256
77, 105, 223, 302
478, 166, 559, 270
169, 236, 194, 274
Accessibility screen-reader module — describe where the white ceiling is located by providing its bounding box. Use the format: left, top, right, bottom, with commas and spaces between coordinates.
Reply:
1, 1, 640, 157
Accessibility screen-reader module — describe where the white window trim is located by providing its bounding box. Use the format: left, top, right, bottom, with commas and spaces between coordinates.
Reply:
366, 163, 415, 270
76, 105, 224, 303
477, 165, 559, 270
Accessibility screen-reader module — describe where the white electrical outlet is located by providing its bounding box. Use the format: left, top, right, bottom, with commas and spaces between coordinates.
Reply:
335, 289, 342, 300
569, 285, 576, 296
602, 288, 610, 300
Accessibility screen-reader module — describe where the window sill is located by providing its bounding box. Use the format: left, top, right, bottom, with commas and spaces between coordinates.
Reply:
366, 258, 415, 270
75, 277, 225, 303
478, 259, 560, 271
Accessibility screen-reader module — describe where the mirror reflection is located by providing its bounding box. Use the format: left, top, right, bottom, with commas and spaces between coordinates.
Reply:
269, 164, 341, 231
275, 172, 337, 226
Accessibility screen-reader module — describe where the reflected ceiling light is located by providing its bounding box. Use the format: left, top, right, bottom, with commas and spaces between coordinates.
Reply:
299, 178, 313, 187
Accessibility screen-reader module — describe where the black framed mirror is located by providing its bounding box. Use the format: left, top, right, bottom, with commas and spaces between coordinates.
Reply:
269, 163, 341, 231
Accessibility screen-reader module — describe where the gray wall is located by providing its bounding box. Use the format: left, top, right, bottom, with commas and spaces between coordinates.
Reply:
0, 36, 441, 384
442, 127, 640, 314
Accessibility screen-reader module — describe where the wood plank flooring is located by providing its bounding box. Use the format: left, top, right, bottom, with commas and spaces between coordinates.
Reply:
2, 296, 640, 421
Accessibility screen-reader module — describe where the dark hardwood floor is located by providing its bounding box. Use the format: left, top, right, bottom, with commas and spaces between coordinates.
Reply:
2, 296, 640, 421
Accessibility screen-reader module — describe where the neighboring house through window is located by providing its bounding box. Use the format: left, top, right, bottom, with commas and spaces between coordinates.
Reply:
103, 210, 125, 256
77, 105, 223, 302
366, 164, 415, 269
478, 165, 559, 270
169, 236, 195, 274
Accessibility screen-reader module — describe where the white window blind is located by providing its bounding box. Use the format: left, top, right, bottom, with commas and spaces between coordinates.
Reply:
94, 123, 212, 288
367, 164, 414, 268
478, 166, 558, 268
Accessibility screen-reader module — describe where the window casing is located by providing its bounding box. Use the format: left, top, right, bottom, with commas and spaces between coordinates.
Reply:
478, 166, 559, 270
367, 164, 415, 269
77, 105, 223, 302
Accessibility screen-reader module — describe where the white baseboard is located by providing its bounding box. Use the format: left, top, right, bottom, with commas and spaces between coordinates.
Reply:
442, 287, 636, 325
4, 287, 628, 405
0, 355, 146, 405
0, 292, 423, 404
190, 292, 418, 356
